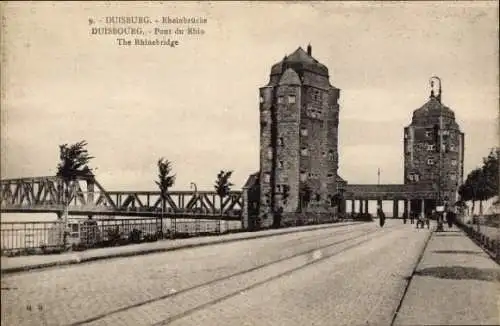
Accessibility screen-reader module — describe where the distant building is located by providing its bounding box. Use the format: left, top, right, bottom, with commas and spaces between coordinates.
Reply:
404, 77, 465, 209
258, 45, 342, 227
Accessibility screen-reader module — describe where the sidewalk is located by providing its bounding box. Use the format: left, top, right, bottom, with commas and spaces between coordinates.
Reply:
0, 221, 359, 275
394, 225, 500, 326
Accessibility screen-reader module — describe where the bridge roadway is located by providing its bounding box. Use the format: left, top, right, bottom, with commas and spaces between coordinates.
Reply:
1, 221, 429, 326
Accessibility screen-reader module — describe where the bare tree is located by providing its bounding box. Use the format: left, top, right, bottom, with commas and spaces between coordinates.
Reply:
156, 158, 176, 238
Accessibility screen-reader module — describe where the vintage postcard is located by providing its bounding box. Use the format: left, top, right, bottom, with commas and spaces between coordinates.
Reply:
1, 2, 498, 326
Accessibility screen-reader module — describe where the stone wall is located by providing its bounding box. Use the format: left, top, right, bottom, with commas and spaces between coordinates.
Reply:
404, 97, 465, 205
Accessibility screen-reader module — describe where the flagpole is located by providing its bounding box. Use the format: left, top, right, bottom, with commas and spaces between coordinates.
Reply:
377, 168, 380, 185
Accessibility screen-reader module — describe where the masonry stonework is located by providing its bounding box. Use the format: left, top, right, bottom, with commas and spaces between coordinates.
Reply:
404, 77, 465, 209
258, 45, 341, 227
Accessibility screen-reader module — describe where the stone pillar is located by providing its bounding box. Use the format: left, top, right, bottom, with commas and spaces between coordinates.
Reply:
393, 200, 399, 218
421, 199, 425, 216
359, 200, 364, 214
364, 200, 369, 214
351, 200, 355, 214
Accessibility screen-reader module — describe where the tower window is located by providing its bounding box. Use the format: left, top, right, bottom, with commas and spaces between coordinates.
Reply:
300, 171, 308, 181
449, 144, 456, 152
277, 96, 284, 104
301, 148, 309, 156
278, 161, 284, 169
278, 137, 284, 146
259, 95, 264, 104
425, 131, 432, 138
451, 159, 457, 166
450, 173, 457, 181
264, 173, 270, 183
267, 148, 273, 160
328, 150, 334, 160
427, 144, 435, 151
300, 128, 308, 136
288, 95, 296, 104
427, 158, 435, 165
315, 193, 321, 201
408, 173, 420, 182
327, 173, 334, 178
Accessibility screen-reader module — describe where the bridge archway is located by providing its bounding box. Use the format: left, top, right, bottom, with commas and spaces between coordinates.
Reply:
343, 184, 438, 218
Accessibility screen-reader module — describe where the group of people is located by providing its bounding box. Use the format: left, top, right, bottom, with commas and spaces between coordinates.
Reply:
402, 208, 456, 230
375, 204, 457, 230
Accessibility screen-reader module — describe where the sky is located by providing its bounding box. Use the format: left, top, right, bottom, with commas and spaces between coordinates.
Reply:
1, 1, 498, 193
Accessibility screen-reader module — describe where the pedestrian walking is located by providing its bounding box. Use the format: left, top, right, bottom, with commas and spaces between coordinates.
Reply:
446, 209, 455, 228
403, 212, 407, 224
416, 212, 425, 229
435, 210, 444, 232
377, 204, 386, 227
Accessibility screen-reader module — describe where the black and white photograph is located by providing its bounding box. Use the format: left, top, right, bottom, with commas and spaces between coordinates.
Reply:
1, 1, 498, 325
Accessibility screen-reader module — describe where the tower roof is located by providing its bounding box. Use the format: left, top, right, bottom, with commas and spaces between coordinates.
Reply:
410, 77, 460, 128
270, 46, 329, 77
279, 68, 301, 85
412, 96, 455, 121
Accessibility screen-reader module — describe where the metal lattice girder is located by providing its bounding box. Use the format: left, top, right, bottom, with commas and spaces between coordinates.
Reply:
0, 176, 243, 220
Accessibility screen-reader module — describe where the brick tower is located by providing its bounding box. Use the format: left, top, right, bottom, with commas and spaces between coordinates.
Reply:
404, 77, 465, 213
259, 45, 341, 227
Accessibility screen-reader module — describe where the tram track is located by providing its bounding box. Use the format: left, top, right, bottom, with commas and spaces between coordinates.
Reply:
72, 224, 396, 326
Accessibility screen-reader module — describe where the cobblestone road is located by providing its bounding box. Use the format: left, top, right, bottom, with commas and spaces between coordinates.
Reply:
1, 220, 430, 326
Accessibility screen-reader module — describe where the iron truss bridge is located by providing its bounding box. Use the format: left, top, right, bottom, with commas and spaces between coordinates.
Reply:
0, 176, 243, 221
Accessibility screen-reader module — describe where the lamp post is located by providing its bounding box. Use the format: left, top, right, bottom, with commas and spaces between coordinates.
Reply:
190, 182, 199, 234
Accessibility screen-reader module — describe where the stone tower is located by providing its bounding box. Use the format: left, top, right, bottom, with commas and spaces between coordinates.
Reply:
404, 77, 465, 211
259, 45, 341, 227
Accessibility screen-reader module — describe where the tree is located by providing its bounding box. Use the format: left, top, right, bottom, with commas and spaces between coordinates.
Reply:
56, 140, 94, 248
459, 155, 497, 231
155, 158, 175, 238
214, 170, 234, 233
462, 168, 487, 215
481, 149, 499, 200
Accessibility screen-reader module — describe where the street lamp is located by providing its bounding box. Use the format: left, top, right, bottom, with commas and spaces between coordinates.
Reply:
190, 182, 199, 233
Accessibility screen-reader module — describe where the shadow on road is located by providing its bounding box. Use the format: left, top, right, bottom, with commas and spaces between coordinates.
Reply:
433, 250, 483, 256
415, 266, 500, 282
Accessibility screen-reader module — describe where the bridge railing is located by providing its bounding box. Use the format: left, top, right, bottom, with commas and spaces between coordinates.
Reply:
1, 216, 244, 256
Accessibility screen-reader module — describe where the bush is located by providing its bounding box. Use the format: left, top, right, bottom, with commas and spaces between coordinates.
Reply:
106, 226, 123, 246
128, 229, 142, 244
143, 233, 158, 242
